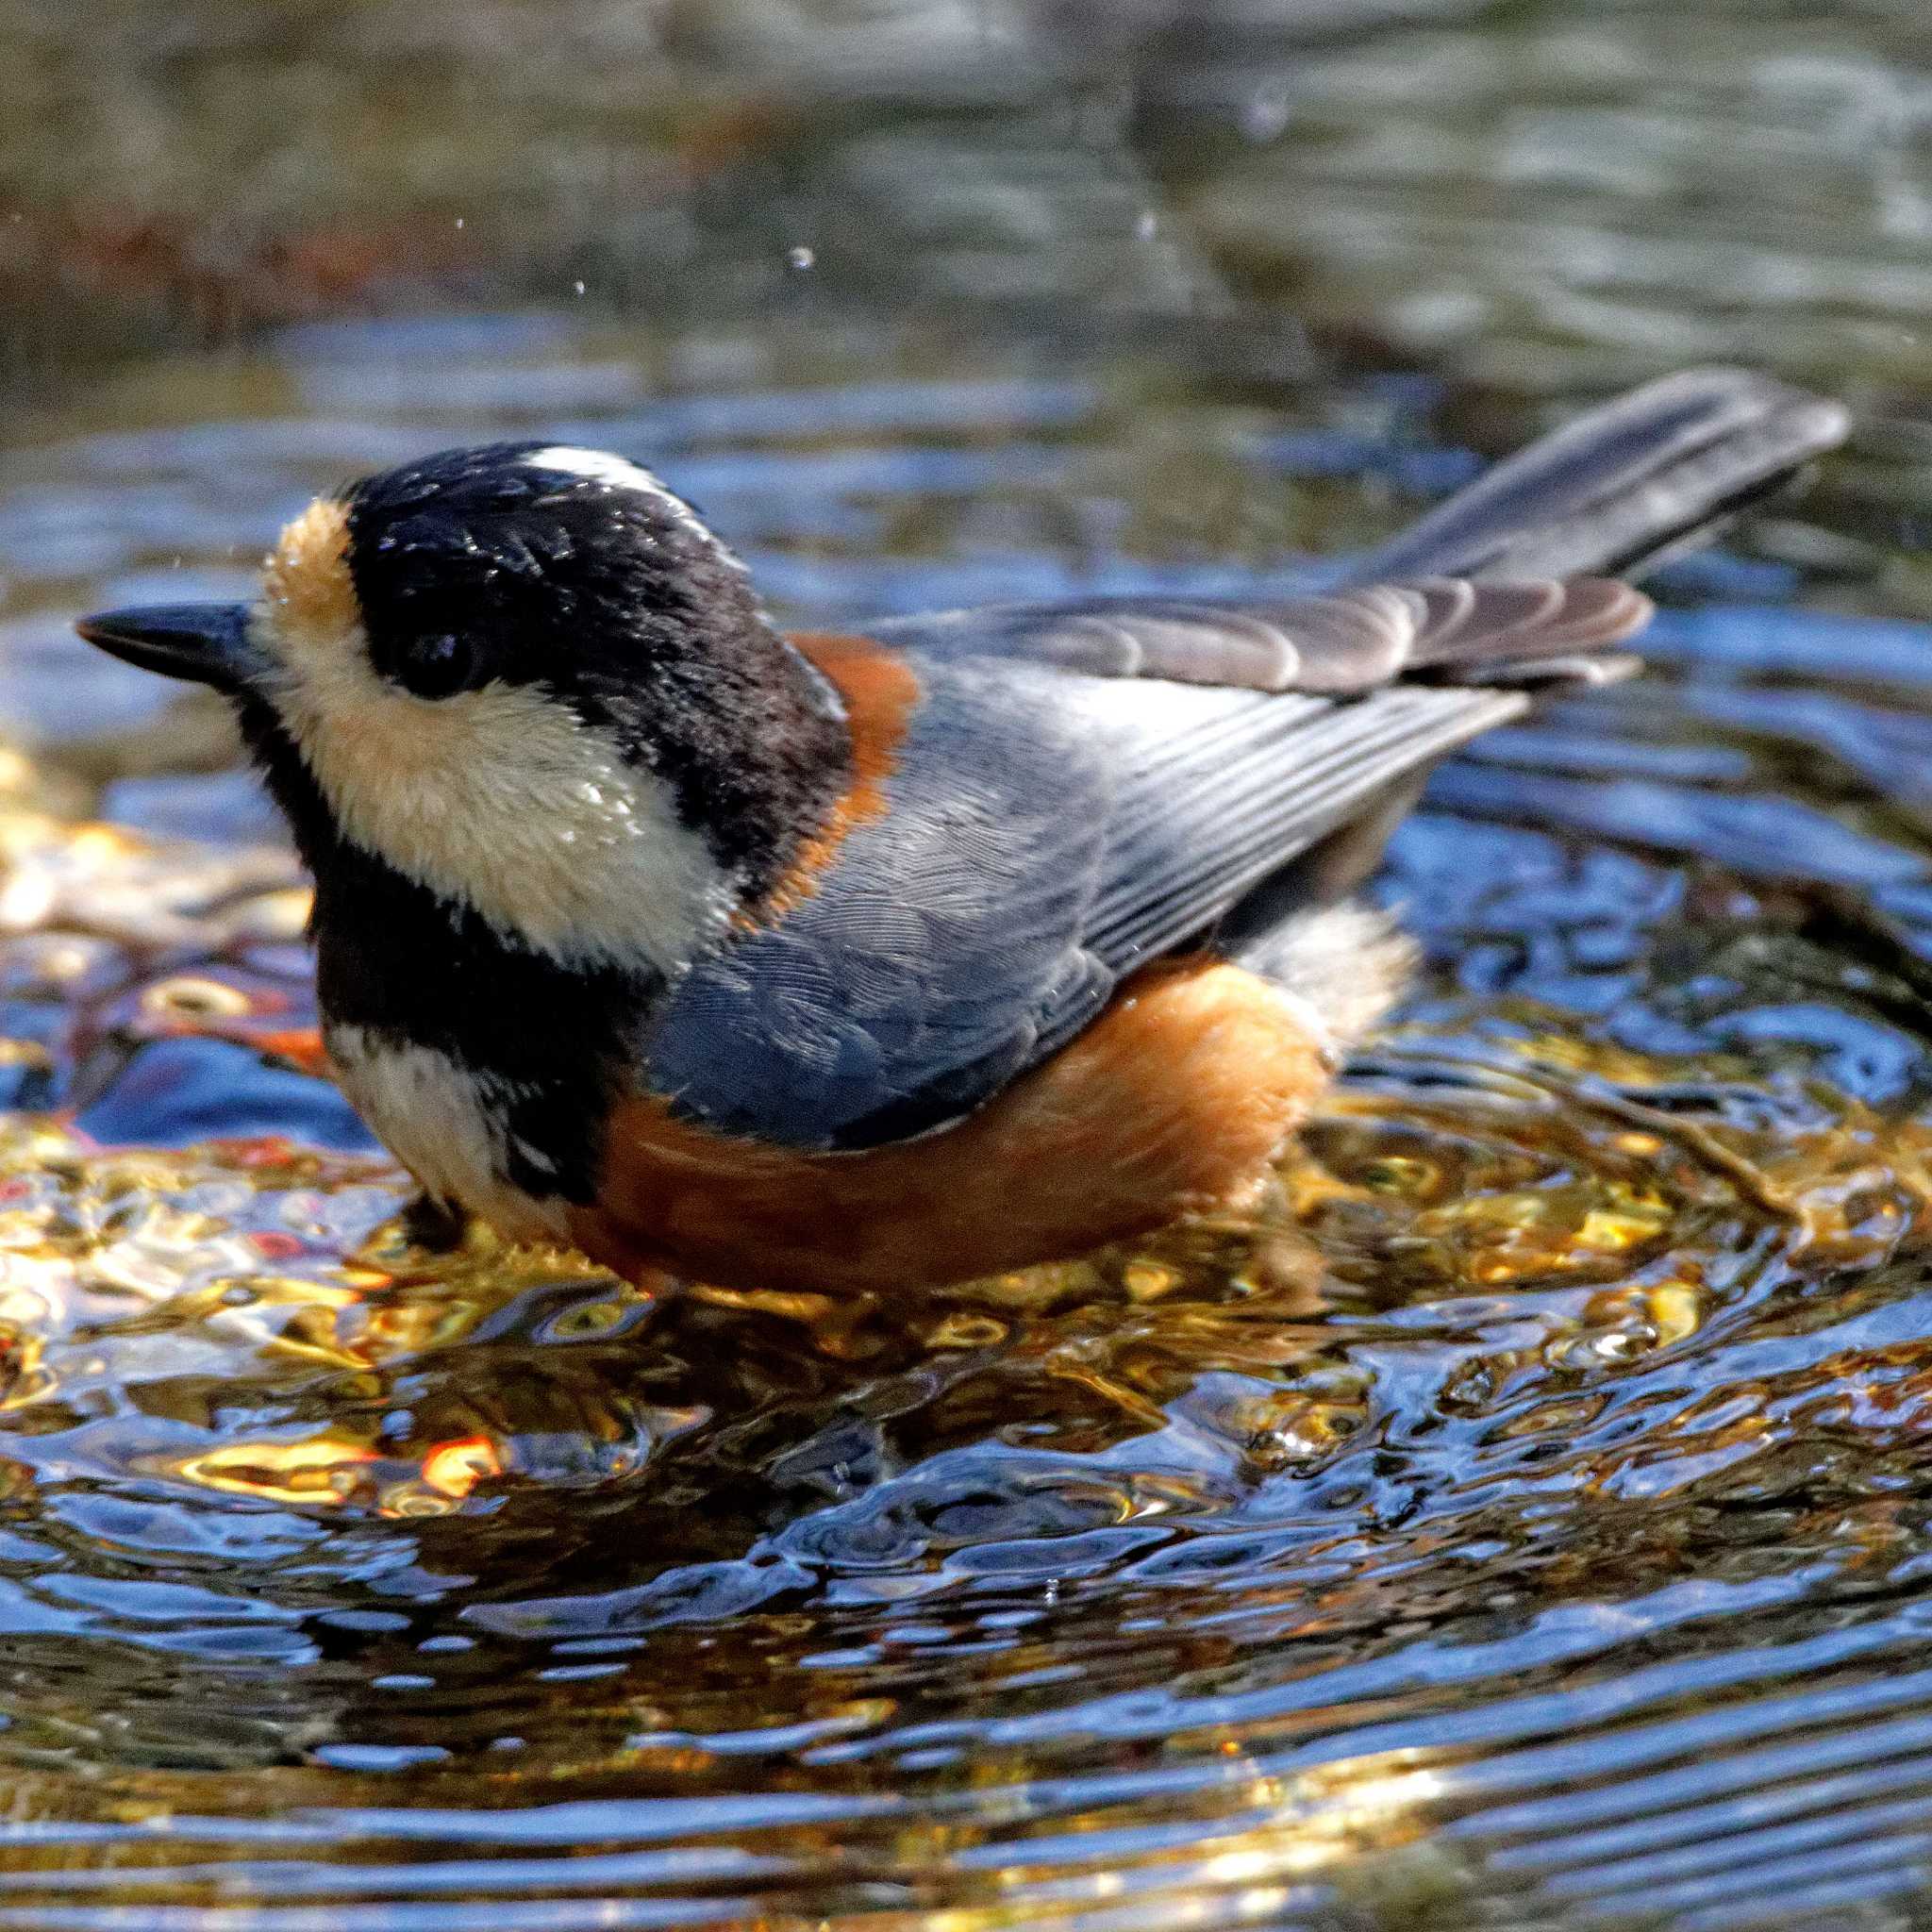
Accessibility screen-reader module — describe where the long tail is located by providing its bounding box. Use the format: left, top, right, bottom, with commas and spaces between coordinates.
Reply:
1227, 369, 1848, 1042
1341, 367, 1849, 586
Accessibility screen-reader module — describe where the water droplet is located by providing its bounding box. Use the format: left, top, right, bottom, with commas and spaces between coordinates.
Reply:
1242, 92, 1291, 142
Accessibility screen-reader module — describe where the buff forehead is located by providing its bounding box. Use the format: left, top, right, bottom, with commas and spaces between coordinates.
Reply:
262, 496, 360, 646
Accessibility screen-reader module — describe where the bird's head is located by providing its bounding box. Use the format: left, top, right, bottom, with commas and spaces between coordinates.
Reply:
77, 443, 850, 973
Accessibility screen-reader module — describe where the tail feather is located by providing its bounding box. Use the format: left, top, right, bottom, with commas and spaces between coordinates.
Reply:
1344, 368, 1849, 585
1225, 371, 1847, 1022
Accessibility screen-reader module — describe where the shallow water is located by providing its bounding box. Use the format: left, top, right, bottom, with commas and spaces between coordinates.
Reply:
5, 4, 1932, 1928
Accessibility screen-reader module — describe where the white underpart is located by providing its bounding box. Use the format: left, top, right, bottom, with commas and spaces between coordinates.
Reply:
1252, 903, 1418, 1061
257, 602, 734, 973
328, 1024, 570, 1241
525, 446, 729, 558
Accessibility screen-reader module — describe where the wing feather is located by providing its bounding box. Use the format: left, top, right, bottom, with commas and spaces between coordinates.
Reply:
645, 578, 1650, 1149
1086, 683, 1530, 965
871, 577, 1649, 692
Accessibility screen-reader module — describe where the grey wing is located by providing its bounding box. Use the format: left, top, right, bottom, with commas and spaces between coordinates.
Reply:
649, 579, 1650, 1150
643, 659, 1119, 1149
875, 577, 1650, 962
869, 576, 1648, 691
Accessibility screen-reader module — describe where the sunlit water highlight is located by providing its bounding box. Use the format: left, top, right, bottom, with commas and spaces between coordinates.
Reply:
4, 6, 1932, 1924
0, 309, 1923, 1932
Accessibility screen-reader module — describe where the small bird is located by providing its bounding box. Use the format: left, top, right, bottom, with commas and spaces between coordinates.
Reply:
77, 370, 1846, 1293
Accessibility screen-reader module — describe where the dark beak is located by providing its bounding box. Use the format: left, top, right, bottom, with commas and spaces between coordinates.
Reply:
75, 603, 258, 693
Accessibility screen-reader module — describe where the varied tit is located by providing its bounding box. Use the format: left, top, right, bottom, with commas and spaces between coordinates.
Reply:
77, 369, 1846, 1295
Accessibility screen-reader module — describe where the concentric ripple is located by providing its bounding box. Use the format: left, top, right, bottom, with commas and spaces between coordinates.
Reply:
5, 2, 1932, 1921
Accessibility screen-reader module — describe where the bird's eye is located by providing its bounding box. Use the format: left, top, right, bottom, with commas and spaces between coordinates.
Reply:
397, 631, 485, 700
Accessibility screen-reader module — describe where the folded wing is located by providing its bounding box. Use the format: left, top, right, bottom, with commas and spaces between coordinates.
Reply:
642, 578, 1650, 1149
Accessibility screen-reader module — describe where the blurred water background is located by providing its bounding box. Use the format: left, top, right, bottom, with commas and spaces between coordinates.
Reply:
5, 2, 1932, 1926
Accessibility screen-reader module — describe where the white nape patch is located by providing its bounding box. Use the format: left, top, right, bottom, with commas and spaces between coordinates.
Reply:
525, 445, 722, 552
328, 1025, 571, 1245
526, 446, 664, 492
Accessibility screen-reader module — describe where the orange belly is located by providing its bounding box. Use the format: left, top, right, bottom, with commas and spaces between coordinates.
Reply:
567, 958, 1333, 1294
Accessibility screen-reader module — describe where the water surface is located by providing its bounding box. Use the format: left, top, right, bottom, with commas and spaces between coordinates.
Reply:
3, 4, 1932, 1927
